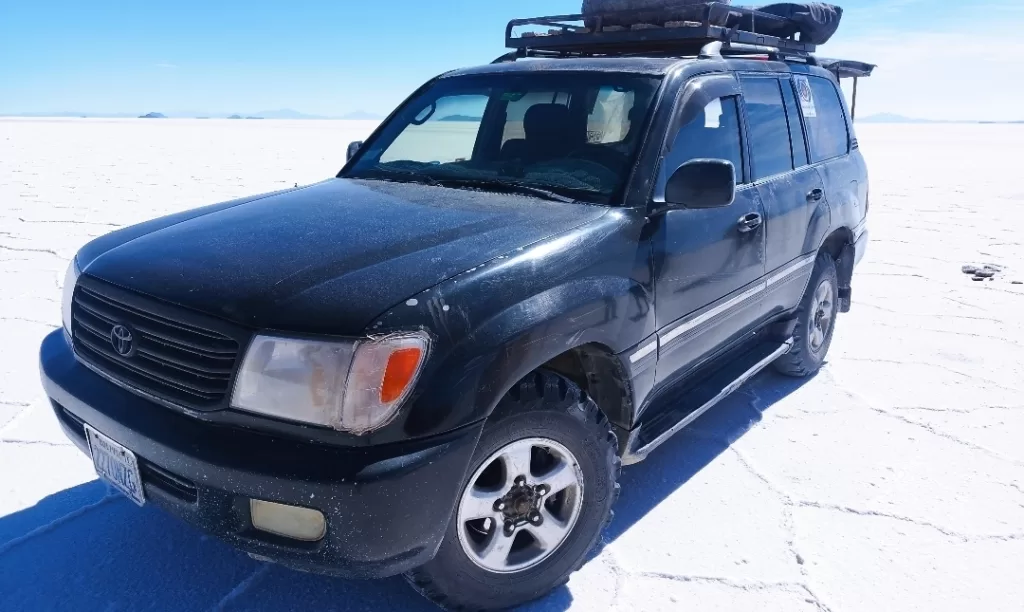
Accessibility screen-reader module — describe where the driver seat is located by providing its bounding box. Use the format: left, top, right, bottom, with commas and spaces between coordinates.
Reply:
501, 103, 578, 163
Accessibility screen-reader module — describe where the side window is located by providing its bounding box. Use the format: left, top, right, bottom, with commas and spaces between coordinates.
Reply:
799, 75, 850, 162
739, 77, 794, 181
587, 86, 637, 144
780, 79, 809, 167
663, 95, 745, 185
380, 94, 488, 164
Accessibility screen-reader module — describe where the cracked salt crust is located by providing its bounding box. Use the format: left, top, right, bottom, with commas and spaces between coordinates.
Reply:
1, 118, 1023, 611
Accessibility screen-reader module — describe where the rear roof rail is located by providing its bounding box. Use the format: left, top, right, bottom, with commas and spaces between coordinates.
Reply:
505, 2, 816, 59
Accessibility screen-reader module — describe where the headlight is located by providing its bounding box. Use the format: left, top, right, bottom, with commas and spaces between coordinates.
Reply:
61, 257, 81, 336
231, 331, 429, 434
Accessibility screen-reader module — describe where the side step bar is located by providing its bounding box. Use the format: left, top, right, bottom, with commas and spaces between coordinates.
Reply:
622, 338, 793, 465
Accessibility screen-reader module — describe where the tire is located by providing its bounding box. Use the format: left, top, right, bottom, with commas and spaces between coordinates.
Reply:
774, 251, 839, 377
405, 370, 620, 611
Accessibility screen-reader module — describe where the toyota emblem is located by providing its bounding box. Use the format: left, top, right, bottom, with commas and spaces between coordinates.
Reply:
110, 325, 135, 357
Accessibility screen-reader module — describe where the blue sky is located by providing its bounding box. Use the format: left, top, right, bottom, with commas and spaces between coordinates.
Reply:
2, 0, 1022, 119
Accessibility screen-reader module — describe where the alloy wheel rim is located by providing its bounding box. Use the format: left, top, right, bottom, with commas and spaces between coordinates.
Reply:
808, 280, 834, 352
456, 437, 584, 573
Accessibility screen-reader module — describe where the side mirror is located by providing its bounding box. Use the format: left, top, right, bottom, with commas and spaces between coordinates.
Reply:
346, 141, 364, 162
663, 159, 736, 209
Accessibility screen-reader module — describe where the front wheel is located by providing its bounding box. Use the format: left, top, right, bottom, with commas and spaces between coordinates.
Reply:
406, 371, 620, 611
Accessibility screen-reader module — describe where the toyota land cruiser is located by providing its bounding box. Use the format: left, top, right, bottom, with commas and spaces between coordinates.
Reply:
40, 4, 872, 610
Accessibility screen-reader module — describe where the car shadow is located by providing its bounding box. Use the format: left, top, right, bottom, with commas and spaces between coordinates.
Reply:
606, 369, 811, 543
0, 371, 809, 611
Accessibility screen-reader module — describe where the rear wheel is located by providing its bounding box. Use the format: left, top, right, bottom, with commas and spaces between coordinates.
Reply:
774, 252, 839, 377
406, 370, 620, 611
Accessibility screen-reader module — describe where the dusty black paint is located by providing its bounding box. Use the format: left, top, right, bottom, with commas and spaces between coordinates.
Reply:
40, 50, 870, 578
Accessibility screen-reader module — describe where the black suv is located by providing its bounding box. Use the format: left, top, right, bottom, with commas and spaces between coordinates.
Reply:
40, 5, 871, 610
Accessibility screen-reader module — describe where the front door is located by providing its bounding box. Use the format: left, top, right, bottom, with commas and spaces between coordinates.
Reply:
650, 88, 767, 388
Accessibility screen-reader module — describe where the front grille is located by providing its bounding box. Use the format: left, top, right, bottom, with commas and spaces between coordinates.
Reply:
140, 461, 199, 504
71, 280, 241, 409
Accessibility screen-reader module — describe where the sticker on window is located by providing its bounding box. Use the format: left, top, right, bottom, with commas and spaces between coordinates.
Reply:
794, 76, 817, 118
704, 98, 723, 128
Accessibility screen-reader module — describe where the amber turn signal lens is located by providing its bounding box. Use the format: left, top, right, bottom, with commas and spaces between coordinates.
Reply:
380, 347, 423, 403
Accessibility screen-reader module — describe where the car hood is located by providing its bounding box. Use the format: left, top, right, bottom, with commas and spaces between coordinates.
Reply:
82, 178, 608, 334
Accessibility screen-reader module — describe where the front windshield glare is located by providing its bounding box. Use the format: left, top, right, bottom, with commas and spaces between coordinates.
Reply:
345, 73, 662, 204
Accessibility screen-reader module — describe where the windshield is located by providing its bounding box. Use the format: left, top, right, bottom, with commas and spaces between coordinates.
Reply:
343, 72, 662, 204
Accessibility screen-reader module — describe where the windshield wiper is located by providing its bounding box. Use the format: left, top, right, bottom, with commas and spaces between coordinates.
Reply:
367, 166, 584, 203
369, 166, 442, 187
432, 178, 578, 203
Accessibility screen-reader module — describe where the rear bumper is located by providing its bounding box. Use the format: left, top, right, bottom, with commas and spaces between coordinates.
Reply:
39, 329, 482, 579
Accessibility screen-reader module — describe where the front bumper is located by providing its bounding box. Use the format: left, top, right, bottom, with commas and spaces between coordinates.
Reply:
39, 329, 482, 579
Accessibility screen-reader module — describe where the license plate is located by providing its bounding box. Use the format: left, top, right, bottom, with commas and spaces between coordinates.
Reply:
85, 424, 146, 506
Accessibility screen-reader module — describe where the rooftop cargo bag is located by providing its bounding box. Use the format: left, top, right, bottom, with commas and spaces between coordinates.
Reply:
581, 1, 842, 46
581, 0, 733, 28
733, 3, 843, 45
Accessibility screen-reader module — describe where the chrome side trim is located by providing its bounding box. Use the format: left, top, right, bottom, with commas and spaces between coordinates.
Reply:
650, 253, 815, 365
624, 338, 794, 465
661, 281, 766, 346
766, 253, 816, 287
629, 339, 659, 364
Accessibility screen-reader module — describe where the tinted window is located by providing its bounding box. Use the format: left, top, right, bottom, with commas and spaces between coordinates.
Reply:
740, 77, 793, 180
799, 75, 850, 162
588, 86, 640, 144
663, 96, 744, 185
780, 79, 809, 167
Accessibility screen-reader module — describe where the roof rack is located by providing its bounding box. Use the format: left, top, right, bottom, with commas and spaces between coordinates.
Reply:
505, 2, 816, 59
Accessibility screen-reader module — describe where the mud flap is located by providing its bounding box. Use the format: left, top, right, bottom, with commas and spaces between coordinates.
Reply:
837, 243, 855, 313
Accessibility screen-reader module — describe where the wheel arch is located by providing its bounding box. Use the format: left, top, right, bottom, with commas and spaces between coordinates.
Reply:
535, 343, 635, 431
819, 227, 856, 311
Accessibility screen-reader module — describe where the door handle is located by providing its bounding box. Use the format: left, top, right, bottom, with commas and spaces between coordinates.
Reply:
807, 188, 825, 202
737, 212, 763, 233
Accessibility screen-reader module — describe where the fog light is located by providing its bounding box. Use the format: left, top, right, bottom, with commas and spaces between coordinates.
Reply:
250, 499, 326, 542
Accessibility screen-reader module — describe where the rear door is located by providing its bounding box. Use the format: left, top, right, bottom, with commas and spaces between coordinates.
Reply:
740, 74, 830, 317
801, 73, 870, 238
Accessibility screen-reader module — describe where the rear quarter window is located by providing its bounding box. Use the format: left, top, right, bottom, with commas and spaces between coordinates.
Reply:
799, 75, 850, 162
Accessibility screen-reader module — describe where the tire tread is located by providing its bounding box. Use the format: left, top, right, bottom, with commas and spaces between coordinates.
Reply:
774, 251, 838, 377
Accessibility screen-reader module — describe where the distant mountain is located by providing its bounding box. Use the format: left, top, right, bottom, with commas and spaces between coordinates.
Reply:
138, 112, 166, 119
0, 111, 139, 118
251, 108, 328, 120
339, 110, 384, 120
1, 108, 384, 120
857, 113, 1023, 125
440, 114, 482, 122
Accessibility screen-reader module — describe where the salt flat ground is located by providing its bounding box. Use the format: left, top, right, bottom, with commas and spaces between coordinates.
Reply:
1, 118, 1023, 611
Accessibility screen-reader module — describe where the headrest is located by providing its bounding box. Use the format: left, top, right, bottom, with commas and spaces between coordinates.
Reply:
524, 104, 572, 135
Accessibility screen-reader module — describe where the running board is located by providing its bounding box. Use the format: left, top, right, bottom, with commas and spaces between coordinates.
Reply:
622, 338, 793, 465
